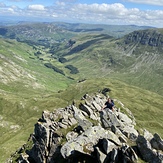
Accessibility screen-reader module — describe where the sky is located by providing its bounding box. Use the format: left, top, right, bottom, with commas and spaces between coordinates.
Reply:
0, 0, 163, 27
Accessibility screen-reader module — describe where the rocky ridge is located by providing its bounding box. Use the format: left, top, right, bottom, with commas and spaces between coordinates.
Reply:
9, 92, 163, 163
124, 29, 163, 48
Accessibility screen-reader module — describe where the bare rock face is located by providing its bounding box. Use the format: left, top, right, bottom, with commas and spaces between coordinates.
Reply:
125, 30, 163, 48
136, 131, 163, 163
10, 92, 163, 163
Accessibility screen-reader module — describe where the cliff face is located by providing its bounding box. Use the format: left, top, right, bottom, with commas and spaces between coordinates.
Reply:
9, 92, 163, 163
124, 29, 163, 48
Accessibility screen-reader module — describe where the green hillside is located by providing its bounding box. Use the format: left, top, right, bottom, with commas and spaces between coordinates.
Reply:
0, 26, 163, 162
1, 78, 163, 163
37, 30, 163, 95
0, 38, 74, 91
0, 38, 75, 162
0, 22, 153, 46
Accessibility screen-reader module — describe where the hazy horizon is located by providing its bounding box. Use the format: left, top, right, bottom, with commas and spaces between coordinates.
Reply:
0, 0, 163, 27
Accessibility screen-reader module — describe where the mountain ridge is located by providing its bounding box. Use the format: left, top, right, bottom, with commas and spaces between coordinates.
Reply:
8, 92, 163, 163
0, 22, 154, 45
0, 24, 163, 162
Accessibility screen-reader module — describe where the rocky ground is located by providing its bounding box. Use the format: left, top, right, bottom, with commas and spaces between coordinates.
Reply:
9, 92, 163, 163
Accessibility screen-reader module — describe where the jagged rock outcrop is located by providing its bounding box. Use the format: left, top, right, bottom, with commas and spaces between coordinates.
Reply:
124, 29, 163, 48
9, 92, 163, 163
136, 130, 163, 163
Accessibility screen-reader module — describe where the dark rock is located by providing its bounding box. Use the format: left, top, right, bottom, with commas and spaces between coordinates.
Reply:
136, 135, 162, 163
124, 30, 163, 48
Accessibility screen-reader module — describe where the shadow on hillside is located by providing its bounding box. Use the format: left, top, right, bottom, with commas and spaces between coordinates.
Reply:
64, 34, 113, 56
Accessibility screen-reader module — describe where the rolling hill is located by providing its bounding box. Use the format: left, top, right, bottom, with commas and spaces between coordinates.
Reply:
31, 28, 163, 95
0, 23, 163, 162
0, 22, 153, 45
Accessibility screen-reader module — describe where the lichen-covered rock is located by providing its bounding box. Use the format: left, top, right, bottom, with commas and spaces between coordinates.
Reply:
120, 125, 138, 141
10, 92, 163, 163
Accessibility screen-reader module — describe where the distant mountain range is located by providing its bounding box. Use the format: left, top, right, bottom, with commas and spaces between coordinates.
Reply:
0, 22, 154, 45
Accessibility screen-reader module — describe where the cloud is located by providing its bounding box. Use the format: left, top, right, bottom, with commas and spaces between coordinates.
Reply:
28, 4, 45, 11
0, 2, 6, 7
0, 2, 163, 27
76, 3, 127, 13
125, 0, 163, 6
64, 3, 163, 26
7, 8, 15, 13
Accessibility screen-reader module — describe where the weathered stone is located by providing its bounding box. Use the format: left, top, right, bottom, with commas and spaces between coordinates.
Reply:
143, 129, 153, 140
106, 130, 122, 146
61, 119, 69, 126
150, 133, 163, 151
106, 110, 124, 128
102, 138, 117, 154
110, 148, 119, 163
117, 112, 133, 125
52, 122, 60, 130
83, 142, 94, 154
58, 122, 67, 129
79, 103, 98, 120
136, 135, 162, 163
119, 135, 127, 143
111, 125, 128, 143
120, 125, 138, 141
81, 110, 89, 117
68, 117, 77, 126
125, 30, 163, 48
49, 124, 57, 131
92, 100, 102, 111
95, 147, 106, 163
19, 153, 30, 163
61, 139, 84, 158
12, 92, 163, 163
66, 131, 78, 141
100, 109, 124, 129
79, 103, 93, 116
62, 114, 69, 120
34, 122, 49, 147
71, 105, 86, 121
61, 126, 110, 158
121, 144, 138, 162
84, 99, 93, 108
42, 110, 51, 122
100, 110, 112, 128
93, 95, 106, 107
78, 119, 92, 131
81, 93, 89, 100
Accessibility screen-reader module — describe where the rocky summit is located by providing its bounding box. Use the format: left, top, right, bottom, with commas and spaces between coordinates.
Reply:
9, 92, 163, 163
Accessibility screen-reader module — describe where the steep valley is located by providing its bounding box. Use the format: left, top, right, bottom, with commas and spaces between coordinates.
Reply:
0, 23, 163, 162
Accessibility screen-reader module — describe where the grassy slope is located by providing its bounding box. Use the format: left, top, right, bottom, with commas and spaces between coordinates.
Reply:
47, 32, 163, 95
57, 78, 163, 138
1, 78, 163, 162
0, 30, 163, 162
0, 38, 74, 162
0, 38, 73, 91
